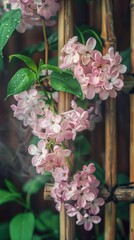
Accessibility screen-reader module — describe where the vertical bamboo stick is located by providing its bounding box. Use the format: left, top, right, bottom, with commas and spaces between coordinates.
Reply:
130, 1, 134, 239
105, 99, 117, 240
101, 1, 117, 240
58, 1, 75, 240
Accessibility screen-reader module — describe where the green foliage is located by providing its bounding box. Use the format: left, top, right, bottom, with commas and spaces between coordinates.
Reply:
35, 210, 59, 239
0, 223, 10, 240
0, 55, 4, 71
9, 54, 38, 73
97, 234, 104, 240
10, 212, 35, 240
0, 189, 21, 205
39, 63, 62, 74
117, 173, 129, 221
75, 134, 90, 158
50, 71, 83, 99
39, 63, 83, 99
74, 25, 102, 52
23, 173, 51, 194
7, 68, 36, 98
0, 9, 22, 54
4, 179, 17, 193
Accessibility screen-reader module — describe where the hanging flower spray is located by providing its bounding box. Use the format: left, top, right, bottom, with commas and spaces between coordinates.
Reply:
1, 0, 127, 231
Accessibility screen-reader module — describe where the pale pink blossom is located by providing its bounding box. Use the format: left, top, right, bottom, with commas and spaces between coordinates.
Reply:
11, 88, 45, 127
28, 139, 48, 167
60, 36, 127, 101
51, 163, 104, 231
7, 0, 60, 32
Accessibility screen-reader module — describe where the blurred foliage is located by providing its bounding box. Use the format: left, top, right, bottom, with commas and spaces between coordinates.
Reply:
0, 174, 59, 240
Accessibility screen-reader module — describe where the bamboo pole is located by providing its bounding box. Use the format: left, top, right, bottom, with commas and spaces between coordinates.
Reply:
130, 2, 134, 239
101, 1, 117, 240
105, 99, 117, 240
44, 183, 134, 202
58, 1, 75, 240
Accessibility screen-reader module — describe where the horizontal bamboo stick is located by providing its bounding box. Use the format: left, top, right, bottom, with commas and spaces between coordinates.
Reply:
44, 183, 134, 202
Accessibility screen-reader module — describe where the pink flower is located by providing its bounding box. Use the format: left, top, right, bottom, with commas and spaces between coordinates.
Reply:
28, 139, 48, 167
8, 0, 60, 32
85, 198, 105, 215
52, 166, 69, 183
11, 88, 45, 127
60, 37, 126, 101
45, 145, 71, 171
76, 214, 101, 231
37, 0, 60, 20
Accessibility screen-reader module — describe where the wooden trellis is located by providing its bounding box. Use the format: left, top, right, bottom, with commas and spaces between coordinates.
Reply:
44, 0, 134, 239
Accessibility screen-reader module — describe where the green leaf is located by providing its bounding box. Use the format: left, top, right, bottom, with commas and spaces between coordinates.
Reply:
0, 55, 4, 71
35, 210, 59, 235
0, 189, 21, 205
117, 173, 129, 185
0, 9, 22, 54
97, 234, 104, 240
76, 98, 89, 110
50, 71, 83, 99
4, 179, 17, 193
74, 25, 85, 44
0, 223, 9, 240
48, 31, 58, 45
9, 54, 37, 73
48, 56, 58, 66
39, 64, 62, 73
23, 173, 51, 194
83, 29, 102, 48
75, 134, 90, 157
117, 202, 129, 221
7, 68, 36, 98
10, 213, 35, 240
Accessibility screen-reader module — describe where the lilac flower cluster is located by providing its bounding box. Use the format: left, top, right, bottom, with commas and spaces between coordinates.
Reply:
11, 88, 102, 175
51, 164, 104, 231
60, 36, 127, 100
4, 0, 60, 32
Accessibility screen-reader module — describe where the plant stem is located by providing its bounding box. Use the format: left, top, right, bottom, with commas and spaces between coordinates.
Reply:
42, 18, 48, 68
15, 199, 27, 208
26, 193, 31, 210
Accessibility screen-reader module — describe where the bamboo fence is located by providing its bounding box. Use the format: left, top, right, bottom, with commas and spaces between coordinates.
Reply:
43, 1, 134, 239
